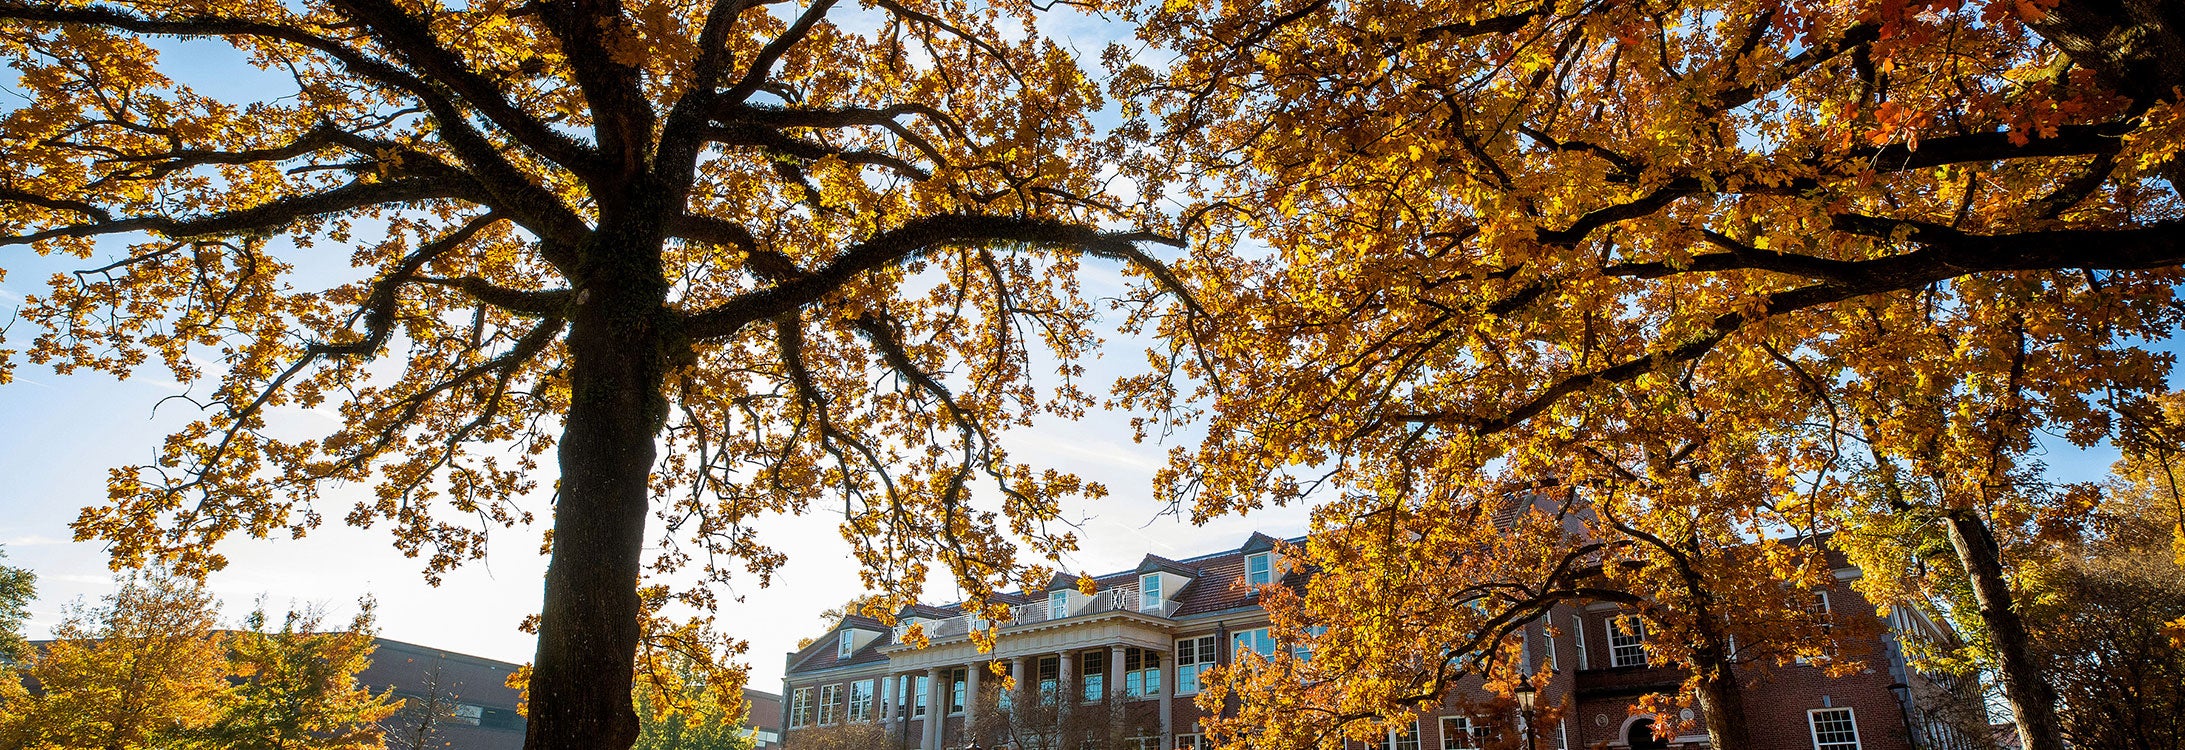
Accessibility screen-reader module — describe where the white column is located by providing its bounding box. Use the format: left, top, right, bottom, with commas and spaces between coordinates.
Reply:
923, 667, 944, 750
966, 661, 983, 744
880, 675, 894, 722
1011, 655, 1030, 706
1158, 647, 1175, 745
1108, 645, 1126, 702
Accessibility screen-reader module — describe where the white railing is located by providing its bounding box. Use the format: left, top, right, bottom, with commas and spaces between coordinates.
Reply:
892, 590, 1159, 644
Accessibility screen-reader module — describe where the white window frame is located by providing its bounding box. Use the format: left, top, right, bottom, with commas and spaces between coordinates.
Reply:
1542, 622, 1558, 671
1608, 615, 1648, 668
837, 630, 854, 659
1245, 552, 1274, 587
912, 675, 928, 717
1176, 635, 1217, 694
1081, 650, 1106, 702
1797, 590, 1835, 666
1438, 716, 1489, 749
817, 683, 842, 725
1049, 590, 1069, 620
1123, 647, 1162, 697
1572, 613, 1588, 670
1175, 733, 1210, 750
949, 667, 967, 715
1231, 627, 1276, 660
848, 679, 874, 722
1140, 573, 1162, 612
788, 687, 813, 727
1378, 720, 1422, 750
1808, 707, 1862, 750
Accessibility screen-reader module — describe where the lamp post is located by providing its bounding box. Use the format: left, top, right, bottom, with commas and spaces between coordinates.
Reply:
1512, 682, 1538, 750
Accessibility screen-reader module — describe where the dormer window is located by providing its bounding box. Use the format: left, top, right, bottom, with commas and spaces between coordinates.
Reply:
837, 630, 854, 659
1245, 552, 1273, 587
1140, 573, 1162, 612
1049, 590, 1069, 620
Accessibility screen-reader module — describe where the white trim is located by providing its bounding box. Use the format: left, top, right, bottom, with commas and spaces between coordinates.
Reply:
1807, 707, 1863, 750
1572, 613, 1589, 670
1437, 715, 1486, 750
1245, 551, 1274, 587
1607, 615, 1647, 668
1140, 572, 1162, 612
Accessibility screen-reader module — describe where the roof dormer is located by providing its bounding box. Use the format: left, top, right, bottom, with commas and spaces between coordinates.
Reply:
1134, 554, 1197, 616
1240, 532, 1286, 591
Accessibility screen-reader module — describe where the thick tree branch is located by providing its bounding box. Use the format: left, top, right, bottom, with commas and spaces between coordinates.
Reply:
679, 215, 1178, 340
1400, 218, 2185, 434
1, 178, 481, 246
323, 0, 599, 177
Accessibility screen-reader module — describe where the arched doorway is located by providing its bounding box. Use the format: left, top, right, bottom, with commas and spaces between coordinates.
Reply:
1626, 718, 1668, 750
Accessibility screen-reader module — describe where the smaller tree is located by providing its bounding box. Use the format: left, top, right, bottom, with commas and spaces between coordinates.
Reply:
191, 599, 400, 750
972, 680, 1153, 750
2, 569, 229, 749
781, 722, 888, 750
0, 549, 32, 663
386, 660, 458, 750
2013, 451, 2185, 750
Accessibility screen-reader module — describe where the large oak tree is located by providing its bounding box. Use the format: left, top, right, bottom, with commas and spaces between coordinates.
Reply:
1121, 1, 2185, 749
0, 0, 1186, 747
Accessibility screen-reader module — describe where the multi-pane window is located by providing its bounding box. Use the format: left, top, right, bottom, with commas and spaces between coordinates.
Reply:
1175, 733, 1211, 750
1140, 574, 1162, 612
1608, 615, 1648, 668
1049, 590, 1069, 620
1808, 708, 1862, 750
1176, 635, 1218, 694
1246, 552, 1274, 587
1124, 647, 1163, 696
787, 688, 813, 727
1082, 650, 1107, 701
1572, 613, 1589, 670
1038, 654, 1061, 700
1439, 716, 1491, 749
848, 680, 874, 722
949, 668, 967, 714
912, 675, 928, 717
837, 630, 854, 659
817, 684, 842, 725
1293, 624, 1328, 661
1797, 591, 1836, 665
1554, 719, 1570, 750
1377, 720, 1422, 750
1231, 627, 1277, 660
1541, 622, 1558, 671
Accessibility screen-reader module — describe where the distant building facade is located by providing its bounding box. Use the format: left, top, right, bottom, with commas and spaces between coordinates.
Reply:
361, 638, 786, 750
362, 638, 528, 750
780, 532, 1984, 750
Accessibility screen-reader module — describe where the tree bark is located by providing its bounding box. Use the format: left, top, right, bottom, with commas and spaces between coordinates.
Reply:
1689, 645, 1752, 750
524, 226, 672, 750
1942, 508, 2065, 750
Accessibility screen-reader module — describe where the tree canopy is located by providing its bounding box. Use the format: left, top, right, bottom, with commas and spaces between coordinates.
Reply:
0, 0, 1188, 745
1117, 1, 2185, 748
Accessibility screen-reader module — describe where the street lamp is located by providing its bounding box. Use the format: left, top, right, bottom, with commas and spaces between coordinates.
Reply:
1512, 682, 1538, 750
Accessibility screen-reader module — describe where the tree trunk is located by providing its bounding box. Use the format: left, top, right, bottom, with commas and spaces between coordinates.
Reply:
1689, 648, 1752, 750
1942, 508, 2065, 750
524, 229, 672, 750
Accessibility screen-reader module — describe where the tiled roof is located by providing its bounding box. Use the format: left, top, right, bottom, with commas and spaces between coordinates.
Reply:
784, 531, 1310, 670
784, 620, 894, 673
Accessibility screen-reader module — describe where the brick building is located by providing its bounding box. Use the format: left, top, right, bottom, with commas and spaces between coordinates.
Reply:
779, 531, 1985, 750
360, 638, 786, 750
